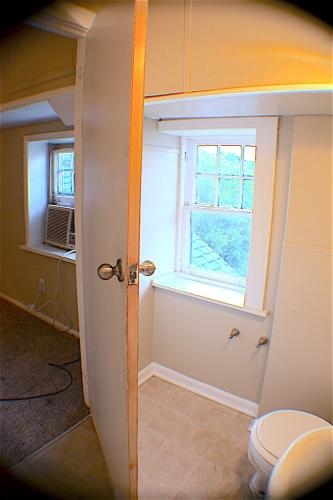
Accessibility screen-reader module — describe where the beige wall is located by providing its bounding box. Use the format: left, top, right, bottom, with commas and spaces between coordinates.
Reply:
0, 120, 79, 330
139, 117, 293, 403
140, 115, 331, 414
259, 116, 332, 422
0, 25, 76, 104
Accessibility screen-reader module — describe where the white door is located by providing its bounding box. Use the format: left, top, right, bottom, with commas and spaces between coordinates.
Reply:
76, 2, 147, 498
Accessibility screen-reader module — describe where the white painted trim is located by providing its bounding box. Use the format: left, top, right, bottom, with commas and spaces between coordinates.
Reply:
152, 276, 268, 318
158, 116, 278, 135
138, 363, 155, 385
138, 362, 258, 417
143, 144, 179, 153
245, 122, 278, 311
20, 244, 76, 263
24, 129, 74, 143
26, 0, 96, 39
0, 293, 79, 338
23, 130, 75, 249
73, 36, 90, 407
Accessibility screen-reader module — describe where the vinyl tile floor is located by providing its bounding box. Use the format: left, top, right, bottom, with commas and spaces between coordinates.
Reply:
138, 376, 256, 499
4, 377, 255, 500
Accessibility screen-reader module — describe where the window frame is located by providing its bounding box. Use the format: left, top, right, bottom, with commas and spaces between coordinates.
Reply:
49, 143, 75, 208
181, 135, 256, 292
167, 117, 278, 312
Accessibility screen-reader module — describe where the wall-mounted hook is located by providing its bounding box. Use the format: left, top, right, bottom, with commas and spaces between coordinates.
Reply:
228, 328, 240, 339
256, 336, 268, 348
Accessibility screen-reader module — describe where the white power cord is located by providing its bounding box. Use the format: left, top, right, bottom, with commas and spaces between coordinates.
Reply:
32, 250, 76, 333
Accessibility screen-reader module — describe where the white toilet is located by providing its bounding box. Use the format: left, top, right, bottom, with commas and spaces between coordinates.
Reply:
247, 409, 331, 497
267, 426, 333, 499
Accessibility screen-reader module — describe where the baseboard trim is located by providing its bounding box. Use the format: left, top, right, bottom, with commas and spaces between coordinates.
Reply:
139, 361, 258, 417
138, 362, 156, 385
0, 292, 79, 338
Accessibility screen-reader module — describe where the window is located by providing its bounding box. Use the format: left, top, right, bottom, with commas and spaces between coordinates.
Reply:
183, 139, 256, 292
157, 117, 278, 314
50, 144, 75, 207
22, 131, 76, 261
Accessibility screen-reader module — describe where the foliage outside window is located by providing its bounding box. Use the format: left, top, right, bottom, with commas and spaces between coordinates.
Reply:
181, 135, 257, 302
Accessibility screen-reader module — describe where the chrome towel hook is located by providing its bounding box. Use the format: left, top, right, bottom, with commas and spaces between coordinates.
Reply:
256, 336, 268, 348
228, 328, 240, 339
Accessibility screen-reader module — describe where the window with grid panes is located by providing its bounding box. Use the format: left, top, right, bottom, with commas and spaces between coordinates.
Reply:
181, 134, 257, 297
159, 116, 277, 312
50, 144, 75, 207
191, 142, 255, 283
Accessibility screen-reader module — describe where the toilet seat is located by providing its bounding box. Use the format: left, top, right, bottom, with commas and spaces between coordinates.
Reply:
251, 410, 331, 466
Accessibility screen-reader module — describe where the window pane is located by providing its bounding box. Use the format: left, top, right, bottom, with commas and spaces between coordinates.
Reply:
242, 179, 254, 209
219, 178, 240, 208
56, 151, 75, 195
195, 176, 216, 205
197, 145, 218, 174
220, 145, 241, 175
243, 145, 256, 177
190, 211, 252, 278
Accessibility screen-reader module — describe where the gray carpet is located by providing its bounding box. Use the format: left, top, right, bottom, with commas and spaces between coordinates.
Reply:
0, 298, 90, 469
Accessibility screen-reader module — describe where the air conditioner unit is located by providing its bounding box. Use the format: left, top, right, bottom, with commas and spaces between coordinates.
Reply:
44, 205, 75, 250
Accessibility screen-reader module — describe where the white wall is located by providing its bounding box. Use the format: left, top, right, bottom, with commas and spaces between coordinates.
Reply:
139, 117, 292, 403
259, 116, 332, 422
139, 119, 179, 370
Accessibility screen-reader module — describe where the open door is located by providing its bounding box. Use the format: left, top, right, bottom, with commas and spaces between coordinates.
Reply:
77, 1, 147, 498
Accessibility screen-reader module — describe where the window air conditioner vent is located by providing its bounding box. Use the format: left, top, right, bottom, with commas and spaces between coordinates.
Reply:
45, 205, 75, 250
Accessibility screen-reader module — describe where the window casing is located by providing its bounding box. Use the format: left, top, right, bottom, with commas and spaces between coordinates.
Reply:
166, 117, 278, 313
22, 131, 76, 260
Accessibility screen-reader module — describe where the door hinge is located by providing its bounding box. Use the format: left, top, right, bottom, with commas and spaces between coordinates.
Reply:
128, 263, 139, 286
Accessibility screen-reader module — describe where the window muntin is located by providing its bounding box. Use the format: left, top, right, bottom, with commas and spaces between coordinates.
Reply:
194, 144, 256, 210
181, 137, 256, 293
50, 144, 75, 207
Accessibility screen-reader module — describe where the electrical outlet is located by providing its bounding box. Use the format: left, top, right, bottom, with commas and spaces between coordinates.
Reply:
38, 278, 45, 294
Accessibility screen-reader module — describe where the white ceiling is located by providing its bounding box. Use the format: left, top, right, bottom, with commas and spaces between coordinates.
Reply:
0, 101, 59, 129
0, 89, 331, 130
0, 93, 75, 129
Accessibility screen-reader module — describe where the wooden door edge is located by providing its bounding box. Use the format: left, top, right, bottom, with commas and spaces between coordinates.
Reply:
127, 1, 148, 499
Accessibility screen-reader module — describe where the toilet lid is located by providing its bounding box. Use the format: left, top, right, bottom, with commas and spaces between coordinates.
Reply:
256, 410, 331, 460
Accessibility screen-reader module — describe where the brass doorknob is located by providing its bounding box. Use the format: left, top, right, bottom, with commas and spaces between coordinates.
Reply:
139, 260, 156, 277
97, 259, 124, 282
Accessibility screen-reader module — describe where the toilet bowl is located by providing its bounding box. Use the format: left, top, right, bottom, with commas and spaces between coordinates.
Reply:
247, 409, 331, 497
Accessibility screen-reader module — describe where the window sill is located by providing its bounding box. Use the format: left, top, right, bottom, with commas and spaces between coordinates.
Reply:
152, 273, 268, 318
20, 244, 76, 263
